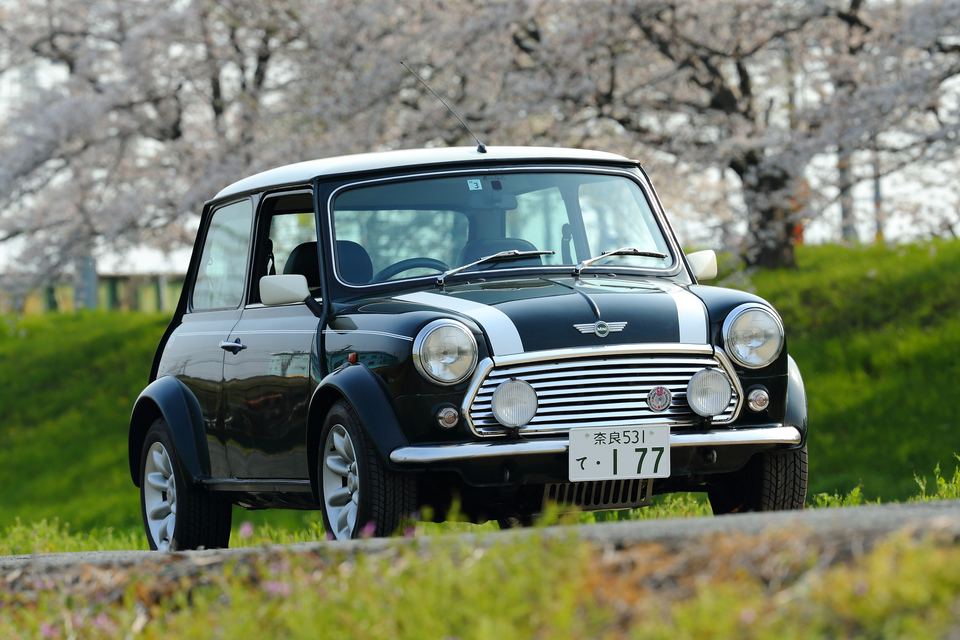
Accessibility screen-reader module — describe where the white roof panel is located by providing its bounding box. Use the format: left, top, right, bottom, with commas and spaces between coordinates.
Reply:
214, 146, 635, 200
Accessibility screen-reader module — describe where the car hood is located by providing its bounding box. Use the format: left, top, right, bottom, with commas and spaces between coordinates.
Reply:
392, 276, 708, 355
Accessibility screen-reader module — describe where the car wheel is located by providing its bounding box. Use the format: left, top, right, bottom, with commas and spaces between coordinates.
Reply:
708, 445, 808, 514
319, 400, 414, 540
140, 418, 232, 551
496, 515, 535, 530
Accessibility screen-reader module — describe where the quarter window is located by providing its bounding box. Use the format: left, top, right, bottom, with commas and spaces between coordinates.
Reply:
192, 199, 253, 310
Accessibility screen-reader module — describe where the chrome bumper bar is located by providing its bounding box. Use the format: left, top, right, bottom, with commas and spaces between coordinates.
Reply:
389, 426, 802, 465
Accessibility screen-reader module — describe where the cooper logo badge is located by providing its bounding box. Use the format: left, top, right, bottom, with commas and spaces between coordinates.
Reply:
647, 386, 672, 412
573, 321, 627, 338
594, 320, 610, 338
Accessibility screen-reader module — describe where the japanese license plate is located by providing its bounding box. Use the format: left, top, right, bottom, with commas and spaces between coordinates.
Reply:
568, 425, 671, 481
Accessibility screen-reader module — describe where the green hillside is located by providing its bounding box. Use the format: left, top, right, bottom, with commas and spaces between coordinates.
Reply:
747, 240, 960, 501
0, 312, 166, 531
0, 240, 957, 533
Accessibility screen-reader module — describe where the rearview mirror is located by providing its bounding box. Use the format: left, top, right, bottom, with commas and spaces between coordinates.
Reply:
686, 250, 718, 281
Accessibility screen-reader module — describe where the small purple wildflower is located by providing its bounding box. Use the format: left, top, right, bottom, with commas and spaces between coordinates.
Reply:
92, 613, 114, 631
239, 521, 254, 539
263, 581, 292, 597
360, 521, 376, 538
39, 622, 60, 638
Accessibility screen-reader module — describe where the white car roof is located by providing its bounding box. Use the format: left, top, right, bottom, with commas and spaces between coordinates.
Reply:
214, 146, 635, 200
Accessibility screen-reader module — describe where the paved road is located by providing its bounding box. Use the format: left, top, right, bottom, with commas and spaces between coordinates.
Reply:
2, 499, 959, 574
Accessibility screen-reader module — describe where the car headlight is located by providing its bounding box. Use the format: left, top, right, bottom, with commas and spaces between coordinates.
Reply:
413, 319, 478, 385
722, 304, 784, 369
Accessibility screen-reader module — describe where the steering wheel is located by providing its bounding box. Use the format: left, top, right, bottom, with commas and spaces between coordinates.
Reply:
372, 257, 450, 282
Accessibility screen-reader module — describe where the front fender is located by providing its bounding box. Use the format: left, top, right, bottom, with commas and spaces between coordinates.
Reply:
128, 376, 211, 486
784, 355, 809, 449
306, 363, 409, 502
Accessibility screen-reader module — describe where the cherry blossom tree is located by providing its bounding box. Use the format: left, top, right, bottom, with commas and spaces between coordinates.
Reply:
1, 0, 959, 286
491, 0, 960, 266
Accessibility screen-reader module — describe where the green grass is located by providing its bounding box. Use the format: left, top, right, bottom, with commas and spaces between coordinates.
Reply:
0, 312, 166, 532
745, 240, 960, 501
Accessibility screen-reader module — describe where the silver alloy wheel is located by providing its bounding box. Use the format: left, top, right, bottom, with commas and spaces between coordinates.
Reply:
322, 423, 360, 540
143, 442, 177, 551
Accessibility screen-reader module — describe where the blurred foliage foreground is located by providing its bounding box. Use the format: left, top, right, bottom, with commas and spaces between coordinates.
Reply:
3, 504, 960, 638
0, 240, 958, 540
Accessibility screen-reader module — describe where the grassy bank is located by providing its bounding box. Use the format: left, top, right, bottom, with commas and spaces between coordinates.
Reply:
0, 240, 957, 539
3, 518, 960, 639
747, 240, 960, 501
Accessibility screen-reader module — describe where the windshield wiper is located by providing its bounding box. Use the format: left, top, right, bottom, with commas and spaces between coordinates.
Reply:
437, 249, 555, 288
573, 246, 668, 277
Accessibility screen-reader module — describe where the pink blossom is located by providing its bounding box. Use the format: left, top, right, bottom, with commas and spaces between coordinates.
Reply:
263, 581, 292, 597
239, 521, 254, 539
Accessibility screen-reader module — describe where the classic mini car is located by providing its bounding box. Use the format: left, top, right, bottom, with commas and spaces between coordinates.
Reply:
129, 146, 808, 550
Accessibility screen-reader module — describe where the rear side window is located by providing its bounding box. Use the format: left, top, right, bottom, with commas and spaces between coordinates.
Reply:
192, 199, 253, 310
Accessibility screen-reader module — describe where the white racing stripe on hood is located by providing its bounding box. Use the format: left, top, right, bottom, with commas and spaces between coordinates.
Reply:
662, 284, 709, 344
395, 291, 524, 356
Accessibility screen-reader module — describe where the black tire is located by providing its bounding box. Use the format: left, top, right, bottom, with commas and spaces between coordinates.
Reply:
319, 400, 415, 539
139, 419, 232, 551
496, 515, 535, 530
708, 445, 808, 514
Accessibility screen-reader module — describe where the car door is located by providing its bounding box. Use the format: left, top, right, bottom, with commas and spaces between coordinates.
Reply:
157, 197, 254, 479
220, 191, 320, 481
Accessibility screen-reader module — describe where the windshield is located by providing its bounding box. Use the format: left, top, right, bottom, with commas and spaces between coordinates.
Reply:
330, 171, 673, 285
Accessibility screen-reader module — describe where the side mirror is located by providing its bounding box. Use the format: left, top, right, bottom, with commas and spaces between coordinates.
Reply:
686, 250, 718, 281
261, 274, 311, 305
260, 275, 323, 317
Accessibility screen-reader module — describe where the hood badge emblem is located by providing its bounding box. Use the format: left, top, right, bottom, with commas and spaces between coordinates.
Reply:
647, 386, 672, 412
574, 321, 627, 338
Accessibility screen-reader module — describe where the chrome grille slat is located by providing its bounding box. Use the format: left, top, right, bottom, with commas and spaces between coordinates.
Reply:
484, 357, 717, 378
465, 347, 741, 437
473, 390, 692, 410
479, 374, 695, 391
482, 367, 706, 383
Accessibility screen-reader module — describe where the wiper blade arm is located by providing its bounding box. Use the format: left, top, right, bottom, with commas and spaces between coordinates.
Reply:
437, 249, 555, 288
573, 246, 668, 277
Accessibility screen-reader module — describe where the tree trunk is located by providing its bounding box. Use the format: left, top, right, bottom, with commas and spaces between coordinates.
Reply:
732, 154, 798, 269
746, 203, 797, 269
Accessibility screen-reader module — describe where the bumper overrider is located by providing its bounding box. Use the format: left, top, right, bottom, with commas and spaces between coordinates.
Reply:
390, 343, 802, 485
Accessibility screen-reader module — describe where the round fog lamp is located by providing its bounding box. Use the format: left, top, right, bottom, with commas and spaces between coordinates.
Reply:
687, 369, 732, 417
491, 379, 538, 428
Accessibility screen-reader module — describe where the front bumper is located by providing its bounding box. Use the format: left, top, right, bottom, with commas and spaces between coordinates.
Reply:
390, 425, 802, 465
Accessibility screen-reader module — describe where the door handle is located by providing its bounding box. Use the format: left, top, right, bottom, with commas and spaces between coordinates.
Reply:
219, 338, 247, 355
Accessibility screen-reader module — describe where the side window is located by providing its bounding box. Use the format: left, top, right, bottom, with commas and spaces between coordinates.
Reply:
192, 199, 253, 310
250, 193, 319, 302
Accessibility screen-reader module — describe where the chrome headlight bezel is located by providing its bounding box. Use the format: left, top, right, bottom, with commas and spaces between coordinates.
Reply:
412, 319, 479, 385
722, 303, 785, 370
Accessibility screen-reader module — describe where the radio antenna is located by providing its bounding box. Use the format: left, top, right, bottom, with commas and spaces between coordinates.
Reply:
401, 61, 486, 153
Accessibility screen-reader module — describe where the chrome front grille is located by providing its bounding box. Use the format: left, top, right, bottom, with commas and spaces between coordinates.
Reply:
463, 344, 741, 437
